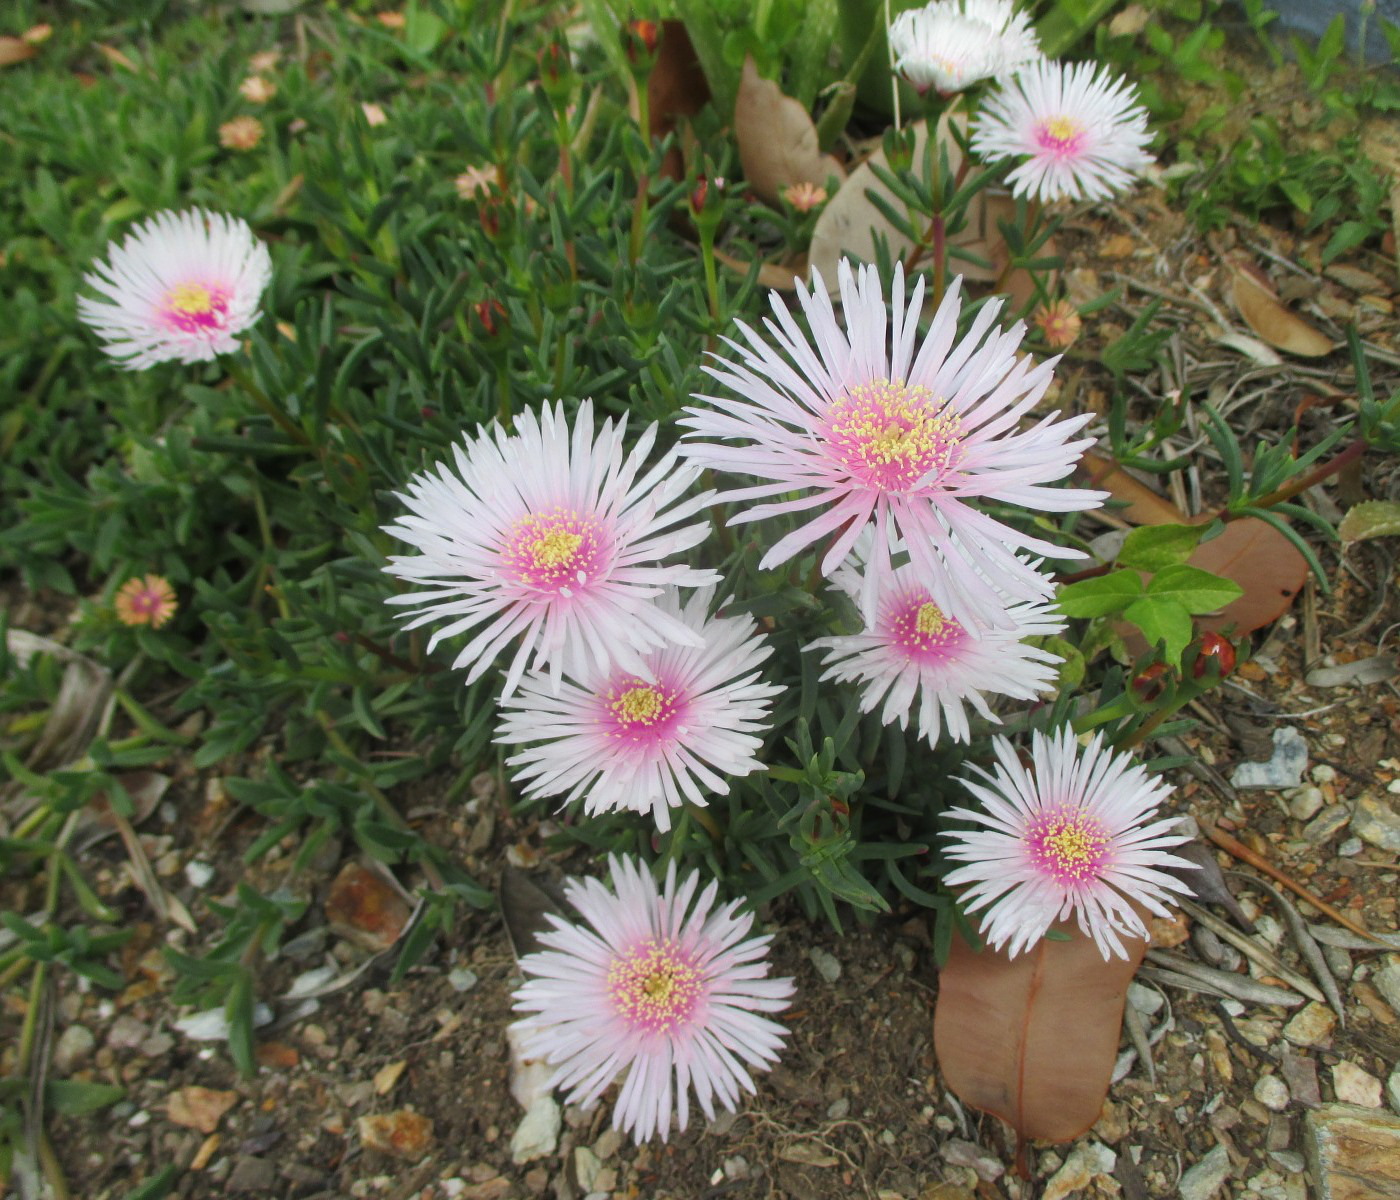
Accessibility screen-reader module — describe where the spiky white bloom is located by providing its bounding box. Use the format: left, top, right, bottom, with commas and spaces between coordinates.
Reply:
971, 60, 1154, 203
679, 260, 1103, 631
384, 400, 719, 698
496, 587, 783, 831
78, 209, 272, 369
511, 855, 794, 1143
942, 728, 1196, 960
889, 0, 1041, 95
810, 551, 1063, 746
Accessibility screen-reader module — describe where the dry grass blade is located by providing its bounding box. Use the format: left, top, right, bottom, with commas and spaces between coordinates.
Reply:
1177, 897, 1324, 1003
1145, 949, 1306, 1007
0, 35, 38, 66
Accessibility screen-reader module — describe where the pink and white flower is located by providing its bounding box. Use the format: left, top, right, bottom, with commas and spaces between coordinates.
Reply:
810, 552, 1063, 746
384, 401, 718, 698
889, 0, 1041, 95
971, 60, 1154, 203
680, 260, 1103, 630
942, 728, 1196, 960
511, 855, 794, 1142
78, 208, 272, 369
497, 587, 782, 831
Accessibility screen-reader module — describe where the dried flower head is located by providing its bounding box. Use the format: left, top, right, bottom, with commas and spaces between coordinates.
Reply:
238, 75, 276, 103
455, 164, 498, 201
114, 574, 178, 628
219, 115, 264, 151
1034, 299, 1082, 348
376, 10, 407, 27
781, 181, 828, 213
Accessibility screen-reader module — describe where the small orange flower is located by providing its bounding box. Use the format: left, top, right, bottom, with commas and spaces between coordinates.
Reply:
1034, 299, 1082, 348
376, 11, 407, 28
455, 164, 497, 201
115, 575, 178, 629
249, 50, 280, 73
239, 75, 277, 103
782, 181, 828, 213
361, 102, 388, 127
219, 115, 264, 151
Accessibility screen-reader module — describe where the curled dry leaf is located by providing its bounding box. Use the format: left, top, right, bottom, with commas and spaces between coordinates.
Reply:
734, 55, 844, 207
0, 36, 38, 66
934, 922, 1146, 1142
1229, 263, 1334, 357
166, 1086, 238, 1134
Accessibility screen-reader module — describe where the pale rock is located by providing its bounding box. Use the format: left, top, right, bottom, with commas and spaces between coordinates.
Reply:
509, 1097, 561, 1164
573, 1146, 601, 1192
448, 967, 479, 993
808, 947, 842, 983
1372, 960, 1400, 1015
1353, 795, 1400, 852
1287, 787, 1325, 821
1283, 1002, 1336, 1048
1254, 914, 1285, 948
592, 1129, 622, 1160
1305, 1103, 1400, 1200
1302, 805, 1350, 845
53, 1024, 96, 1074
1333, 1062, 1383, 1108
1231, 727, 1308, 789
942, 1138, 1004, 1182
1178, 1143, 1232, 1200
1387, 1066, 1400, 1115
1042, 1141, 1114, 1200
1269, 1150, 1305, 1174
1254, 1075, 1290, 1112
1127, 982, 1164, 1017
1339, 837, 1364, 856
505, 1022, 554, 1109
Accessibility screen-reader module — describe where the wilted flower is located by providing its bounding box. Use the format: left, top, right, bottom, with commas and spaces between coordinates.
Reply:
781, 181, 828, 213
680, 259, 1103, 631
497, 587, 782, 831
455, 165, 497, 200
971, 60, 1154, 203
114, 574, 178, 628
383, 399, 718, 698
942, 727, 1196, 960
78, 208, 272, 369
238, 75, 276, 103
219, 115, 264, 151
512, 855, 793, 1142
889, 0, 1040, 96
1033, 299, 1082, 348
361, 101, 388, 127
248, 49, 280, 73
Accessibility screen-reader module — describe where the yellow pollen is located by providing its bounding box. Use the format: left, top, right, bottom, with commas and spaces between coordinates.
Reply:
1044, 115, 1079, 142
168, 282, 214, 314
915, 602, 946, 636
1045, 821, 1103, 867
613, 685, 663, 724
642, 971, 675, 1001
529, 528, 582, 569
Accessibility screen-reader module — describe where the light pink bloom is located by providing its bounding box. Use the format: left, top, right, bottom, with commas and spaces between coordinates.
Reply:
889, 0, 1040, 95
680, 260, 1103, 630
810, 552, 1062, 746
511, 855, 794, 1142
78, 209, 272, 369
497, 587, 782, 831
942, 728, 1196, 960
971, 60, 1154, 203
384, 400, 718, 698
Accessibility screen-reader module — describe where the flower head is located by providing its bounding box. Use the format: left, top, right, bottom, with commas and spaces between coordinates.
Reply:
781, 181, 828, 213
680, 260, 1103, 630
889, 0, 1040, 95
497, 587, 783, 831
971, 60, 1154, 203
942, 728, 1196, 959
361, 101, 388, 126
238, 74, 276, 103
1033, 298, 1082, 348
114, 574, 178, 628
248, 50, 280, 73
219, 115, 264, 151
78, 209, 272, 370
811, 549, 1063, 746
455, 164, 497, 201
512, 855, 793, 1142
384, 400, 718, 698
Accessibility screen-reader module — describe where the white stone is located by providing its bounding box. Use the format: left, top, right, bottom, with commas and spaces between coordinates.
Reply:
1043, 1141, 1114, 1200
447, 967, 479, 992
1254, 1074, 1290, 1112
1372, 961, 1400, 1015
1283, 1002, 1336, 1048
1333, 1061, 1383, 1108
53, 1024, 96, 1074
1232, 727, 1308, 789
1288, 787, 1325, 820
808, 947, 842, 983
1178, 1143, 1232, 1200
510, 1097, 561, 1164
1128, 982, 1165, 1016
184, 860, 215, 888
1388, 1066, 1400, 1115
574, 1146, 601, 1192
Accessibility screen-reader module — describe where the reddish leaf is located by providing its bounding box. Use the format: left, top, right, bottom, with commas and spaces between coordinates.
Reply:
1189, 519, 1308, 637
646, 21, 710, 183
934, 922, 1145, 1142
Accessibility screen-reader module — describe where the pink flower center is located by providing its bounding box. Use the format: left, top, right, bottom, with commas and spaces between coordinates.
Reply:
160, 280, 232, 334
131, 589, 162, 615
601, 676, 685, 746
1024, 804, 1110, 886
501, 509, 604, 594
607, 938, 704, 1035
823, 379, 963, 494
1034, 115, 1086, 159
886, 595, 968, 665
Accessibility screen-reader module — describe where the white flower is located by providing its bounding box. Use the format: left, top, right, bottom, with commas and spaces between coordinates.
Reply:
78, 209, 272, 369
971, 60, 1154, 203
942, 728, 1196, 959
497, 587, 783, 831
512, 855, 794, 1142
889, 0, 1041, 95
383, 400, 718, 698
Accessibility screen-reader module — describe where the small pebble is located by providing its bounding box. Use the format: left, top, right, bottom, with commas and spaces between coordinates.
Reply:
1339, 837, 1364, 857
826, 1097, 850, 1119
1284, 1003, 1337, 1049
1127, 982, 1164, 1017
1311, 764, 1337, 784
808, 947, 842, 983
1333, 1061, 1383, 1108
447, 967, 479, 993
1254, 1075, 1290, 1112
1288, 787, 1325, 821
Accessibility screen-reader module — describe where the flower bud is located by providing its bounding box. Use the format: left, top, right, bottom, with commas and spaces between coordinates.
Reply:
623, 19, 661, 69
1193, 632, 1236, 679
1131, 661, 1171, 703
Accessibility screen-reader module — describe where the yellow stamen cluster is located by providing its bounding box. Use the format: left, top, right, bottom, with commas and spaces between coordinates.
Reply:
612, 685, 663, 725
827, 379, 963, 488
1043, 115, 1080, 142
607, 940, 701, 1032
167, 283, 214, 314
529, 527, 583, 569
915, 602, 946, 636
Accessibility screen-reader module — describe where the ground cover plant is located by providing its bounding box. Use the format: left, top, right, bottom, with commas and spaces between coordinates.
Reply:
3, 1, 1400, 1198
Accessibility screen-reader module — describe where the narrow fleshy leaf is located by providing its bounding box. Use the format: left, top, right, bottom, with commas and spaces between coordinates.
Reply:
934, 921, 1146, 1142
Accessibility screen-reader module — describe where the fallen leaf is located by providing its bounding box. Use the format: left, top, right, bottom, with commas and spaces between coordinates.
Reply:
1190, 519, 1308, 637
190, 1133, 220, 1170
95, 43, 140, 72
325, 862, 411, 952
1077, 450, 1186, 526
0, 36, 37, 66
1230, 264, 1334, 357
373, 1059, 408, 1095
1339, 499, 1400, 543
254, 1042, 300, 1069
358, 1110, 434, 1159
935, 922, 1146, 1142
777, 1141, 840, 1167
646, 21, 710, 183
734, 55, 844, 207
713, 246, 806, 291
166, 1086, 238, 1134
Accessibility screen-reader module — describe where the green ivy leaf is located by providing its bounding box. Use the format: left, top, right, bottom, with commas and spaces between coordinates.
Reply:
1122, 596, 1194, 663
1056, 570, 1143, 618
1146, 564, 1243, 613
1117, 524, 1205, 572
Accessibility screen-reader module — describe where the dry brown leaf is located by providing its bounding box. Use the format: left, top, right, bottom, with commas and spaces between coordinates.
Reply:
777, 1142, 840, 1167
325, 862, 411, 952
0, 36, 37, 66
713, 246, 806, 292
1190, 518, 1308, 637
95, 43, 140, 72
646, 21, 710, 183
1230, 264, 1333, 357
189, 1133, 220, 1171
166, 1086, 238, 1134
734, 55, 844, 207
357, 1110, 434, 1159
1078, 449, 1186, 526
